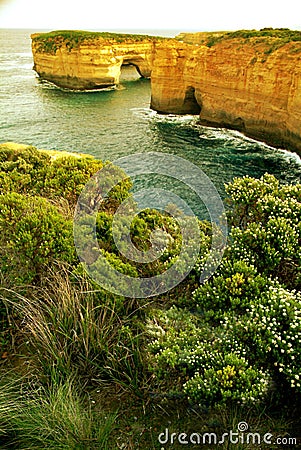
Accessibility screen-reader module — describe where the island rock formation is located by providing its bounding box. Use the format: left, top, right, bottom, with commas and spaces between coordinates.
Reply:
31, 30, 301, 153
31, 31, 159, 90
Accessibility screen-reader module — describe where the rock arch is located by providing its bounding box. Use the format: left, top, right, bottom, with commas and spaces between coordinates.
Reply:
31, 34, 155, 90
123, 55, 151, 77
117, 55, 152, 83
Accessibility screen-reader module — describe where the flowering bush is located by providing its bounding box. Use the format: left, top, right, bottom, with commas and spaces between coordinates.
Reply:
192, 260, 271, 320
226, 174, 301, 288
219, 286, 301, 391
147, 174, 301, 407
183, 354, 270, 406
147, 306, 271, 406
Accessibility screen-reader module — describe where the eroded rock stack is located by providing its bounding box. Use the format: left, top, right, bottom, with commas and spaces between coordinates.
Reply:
31, 31, 160, 90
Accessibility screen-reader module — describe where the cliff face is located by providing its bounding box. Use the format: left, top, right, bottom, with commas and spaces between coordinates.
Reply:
31, 30, 301, 153
151, 34, 301, 152
31, 32, 159, 90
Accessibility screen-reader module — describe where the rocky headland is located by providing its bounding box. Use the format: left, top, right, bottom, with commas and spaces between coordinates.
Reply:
31, 29, 301, 153
31, 31, 162, 89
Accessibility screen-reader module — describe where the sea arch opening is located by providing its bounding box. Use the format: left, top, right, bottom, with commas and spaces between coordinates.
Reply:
119, 55, 151, 83
120, 62, 143, 82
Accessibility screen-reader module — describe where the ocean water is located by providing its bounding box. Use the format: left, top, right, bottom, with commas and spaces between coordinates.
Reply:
1, 28, 300, 218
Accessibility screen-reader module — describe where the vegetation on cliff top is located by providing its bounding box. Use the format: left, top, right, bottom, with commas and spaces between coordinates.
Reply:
32, 30, 165, 54
32, 28, 301, 56
177, 27, 301, 52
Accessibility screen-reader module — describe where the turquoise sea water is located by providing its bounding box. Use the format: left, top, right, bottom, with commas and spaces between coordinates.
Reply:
1, 28, 300, 218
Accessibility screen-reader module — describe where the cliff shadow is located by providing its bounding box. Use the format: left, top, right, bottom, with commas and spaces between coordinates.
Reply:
183, 86, 201, 114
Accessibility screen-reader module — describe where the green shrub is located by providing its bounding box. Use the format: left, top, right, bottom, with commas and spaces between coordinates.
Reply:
147, 306, 271, 406
95, 208, 187, 279
147, 174, 301, 407
0, 145, 132, 209
0, 145, 50, 195
147, 306, 211, 375
192, 260, 271, 321
219, 286, 301, 392
42, 156, 104, 204
226, 174, 301, 288
183, 354, 270, 406
43, 156, 132, 208
0, 192, 75, 283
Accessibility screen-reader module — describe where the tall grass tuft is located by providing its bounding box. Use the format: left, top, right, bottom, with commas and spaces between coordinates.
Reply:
0, 374, 117, 449
1, 266, 148, 394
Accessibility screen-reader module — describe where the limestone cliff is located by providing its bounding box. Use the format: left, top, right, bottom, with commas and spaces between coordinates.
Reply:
151, 30, 301, 153
31, 29, 301, 153
31, 31, 162, 90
